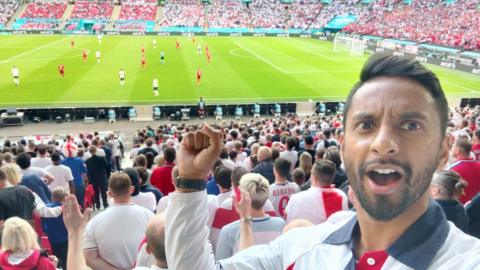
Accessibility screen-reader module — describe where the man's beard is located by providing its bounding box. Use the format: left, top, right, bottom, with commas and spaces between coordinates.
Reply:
345, 157, 438, 221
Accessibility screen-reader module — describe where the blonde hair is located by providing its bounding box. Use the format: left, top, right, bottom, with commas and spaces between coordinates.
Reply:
1, 217, 39, 253
1, 164, 21, 186
299, 152, 313, 176
239, 173, 270, 210
156, 154, 165, 167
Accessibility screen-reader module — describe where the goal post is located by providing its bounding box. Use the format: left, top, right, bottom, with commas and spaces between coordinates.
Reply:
333, 36, 365, 56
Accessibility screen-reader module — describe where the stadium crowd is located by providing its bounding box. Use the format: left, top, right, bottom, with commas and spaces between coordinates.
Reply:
119, 4, 157, 21
20, 2, 67, 19
0, 0, 19, 26
69, 1, 113, 20
1, 69, 480, 268
344, 0, 480, 50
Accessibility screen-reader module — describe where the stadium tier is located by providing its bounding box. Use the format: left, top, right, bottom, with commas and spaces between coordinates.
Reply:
69, 1, 113, 20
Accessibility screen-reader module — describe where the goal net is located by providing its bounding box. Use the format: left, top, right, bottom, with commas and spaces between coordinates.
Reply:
333, 36, 365, 56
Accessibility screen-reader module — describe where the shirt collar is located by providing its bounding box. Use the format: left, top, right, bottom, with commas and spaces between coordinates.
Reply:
323, 200, 449, 270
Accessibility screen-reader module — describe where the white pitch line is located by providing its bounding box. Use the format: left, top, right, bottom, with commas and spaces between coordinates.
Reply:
443, 80, 475, 91
0, 38, 67, 65
234, 42, 288, 73
0, 95, 352, 105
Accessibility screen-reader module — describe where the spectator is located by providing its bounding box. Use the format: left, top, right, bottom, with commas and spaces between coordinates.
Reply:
215, 166, 233, 205
269, 158, 300, 219
164, 56, 480, 269
41, 188, 69, 270
216, 173, 285, 260
324, 146, 348, 188
466, 193, 480, 239
292, 167, 306, 187
251, 146, 275, 184
279, 137, 298, 173
448, 138, 480, 204
150, 147, 176, 196
134, 214, 168, 269
0, 217, 57, 270
298, 152, 313, 181
85, 146, 109, 210
45, 152, 74, 194
135, 166, 163, 203
84, 172, 154, 270
61, 147, 88, 209
138, 138, 159, 157
16, 152, 54, 185
285, 159, 348, 224
431, 170, 469, 233
31, 144, 52, 169
124, 167, 156, 212
472, 129, 480, 161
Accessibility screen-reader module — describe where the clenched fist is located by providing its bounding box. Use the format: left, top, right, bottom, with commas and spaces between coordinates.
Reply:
177, 124, 223, 190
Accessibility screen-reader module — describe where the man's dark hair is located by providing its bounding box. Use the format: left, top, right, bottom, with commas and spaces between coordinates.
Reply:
274, 158, 291, 179
214, 166, 232, 190
285, 137, 296, 150
145, 138, 154, 147
134, 154, 147, 167
123, 168, 140, 196
304, 136, 314, 146
312, 159, 337, 185
455, 138, 472, 154
324, 147, 342, 169
109, 172, 132, 197
51, 152, 61, 162
343, 54, 448, 136
37, 144, 47, 156
16, 153, 31, 169
475, 129, 480, 140
230, 130, 238, 140
164, 147, 176, 163
134, 166, 149, 185
231, 166, 248, 187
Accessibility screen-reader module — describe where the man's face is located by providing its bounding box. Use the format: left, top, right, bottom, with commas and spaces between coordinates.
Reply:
343, 76, 447, 221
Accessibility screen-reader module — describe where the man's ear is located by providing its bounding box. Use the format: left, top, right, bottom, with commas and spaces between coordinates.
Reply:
437, 136, 450, 170
130, 186, 134, 195
145, 243, 152, 255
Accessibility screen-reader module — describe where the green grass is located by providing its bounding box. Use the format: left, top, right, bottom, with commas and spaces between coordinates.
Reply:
0, 35, 478, 107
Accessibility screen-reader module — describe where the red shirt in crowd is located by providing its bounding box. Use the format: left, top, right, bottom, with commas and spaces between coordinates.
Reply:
472, 144, 480, 161
448, 158, 480, 204
150, 162, 175, 196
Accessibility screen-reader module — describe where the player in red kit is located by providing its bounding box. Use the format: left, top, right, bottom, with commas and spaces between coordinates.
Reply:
192, 37, 196, 44
176, 40, 180, 49
82, 49, 87, 62
141, 45, 145, 54
196, 68, 202, 85
58, 64, 65, 78
206, 51, 211, 64
205, 45, 209, 54
141, 55, 146, 69
70, 39, 75, 49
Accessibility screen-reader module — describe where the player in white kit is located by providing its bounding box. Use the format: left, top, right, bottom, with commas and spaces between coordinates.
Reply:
97, 34, 103, 44
152, 78, 159, 96
118, 68, 125, 86
11, 66, 19, 86
96, 50, 101, 63
197, 43, 202, 55
152, 38, 157, 49
268, 158, 300, 219
160, 51, 165, 64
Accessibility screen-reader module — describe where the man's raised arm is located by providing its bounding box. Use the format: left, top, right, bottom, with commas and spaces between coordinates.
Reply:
165, 124, 223, 270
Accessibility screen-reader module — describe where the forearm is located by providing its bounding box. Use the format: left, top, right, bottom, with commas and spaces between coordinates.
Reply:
33, 193, 62, 217
239, 221, 255, 251
68, 232, 89, 270
165, 191, 218, 270
84, 250, 119, 270
69, 181, 76, 195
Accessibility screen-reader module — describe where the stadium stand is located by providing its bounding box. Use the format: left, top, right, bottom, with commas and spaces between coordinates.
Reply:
20, 2, 67, 19
344, 0, 480, 49
69, 1, 113, 20
0, 0, 19, 28
160, 0, 205, 28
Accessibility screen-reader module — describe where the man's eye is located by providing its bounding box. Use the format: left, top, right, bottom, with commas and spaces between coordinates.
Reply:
400, 121, 421, 130
360, 122, 373, 129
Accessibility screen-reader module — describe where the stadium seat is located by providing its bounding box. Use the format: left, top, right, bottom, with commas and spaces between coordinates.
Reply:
253, 104, 261, 118
181, 108, 190, 121
215, 106, 223, 121
274, 104, 281, 118
128, 108, 137, 122
235, 106, 243, 120
153, 106, 161, 120
108, 109, 116, 123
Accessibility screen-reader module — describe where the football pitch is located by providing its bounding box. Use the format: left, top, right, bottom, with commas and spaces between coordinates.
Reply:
0, 35, 479, 107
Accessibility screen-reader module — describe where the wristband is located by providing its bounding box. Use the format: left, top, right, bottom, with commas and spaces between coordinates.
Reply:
175, 177, 206, 191
240, 216, 252, 224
